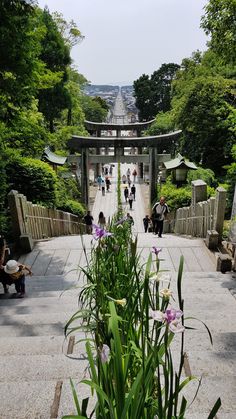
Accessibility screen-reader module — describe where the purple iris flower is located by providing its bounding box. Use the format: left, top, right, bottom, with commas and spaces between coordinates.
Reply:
152, 246, 162, 256
92, 224, 113, 240
100, 344, 110, 363
164, 308, 183, 324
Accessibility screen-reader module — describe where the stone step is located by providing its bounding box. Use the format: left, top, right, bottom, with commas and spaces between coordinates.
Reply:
0, 311, 79, 327
0, 294, 79, 306
0, 334, 87, 356
187, 350, 236, 377
0, 354, 88, 383
0, 301, 79, 315
182, 375, 236, 416
0, 323, 65, 337
0, 380, 57, 419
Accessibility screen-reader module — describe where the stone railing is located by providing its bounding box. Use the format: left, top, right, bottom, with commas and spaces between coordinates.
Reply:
174, 180, 226, 241
8, 190, 86, 251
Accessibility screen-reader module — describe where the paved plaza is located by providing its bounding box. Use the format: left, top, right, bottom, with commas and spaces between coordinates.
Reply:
0, 165, 235, 418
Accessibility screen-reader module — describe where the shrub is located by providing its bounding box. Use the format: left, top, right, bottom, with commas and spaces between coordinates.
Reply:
58, 199, 85, 217
159, 182, 192, 211
5, 152, 58, 207
187, 167, 216, 186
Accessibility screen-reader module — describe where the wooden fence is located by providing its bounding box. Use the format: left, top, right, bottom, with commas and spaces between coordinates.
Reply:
175, 197, 216, 237
8, 190, 86, 241
174, 186, 226, 239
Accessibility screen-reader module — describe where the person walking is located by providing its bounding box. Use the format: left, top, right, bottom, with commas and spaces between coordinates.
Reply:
97, 175, 103, 190
98, 212, 106, 228
126, 213, 134, 226
105, 177, 111, 192
152, 196, 169, 237
124, 186, 129, 202
131, 184, 136, 200
122, 174, 127, 184
143, 215, 151, 233
83, 210, 94, 234
132, 169, 137, 183
101, 181, 106, 196
128, 192, 134, 210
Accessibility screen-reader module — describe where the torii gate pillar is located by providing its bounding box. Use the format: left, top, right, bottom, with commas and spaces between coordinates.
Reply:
81, 149, 89, 208
149, 147, 158, 206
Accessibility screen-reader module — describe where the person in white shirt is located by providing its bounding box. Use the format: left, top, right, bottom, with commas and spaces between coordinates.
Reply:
152, 196, 169, 237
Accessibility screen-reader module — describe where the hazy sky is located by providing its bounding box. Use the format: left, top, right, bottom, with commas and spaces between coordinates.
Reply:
37, 0, 208, 85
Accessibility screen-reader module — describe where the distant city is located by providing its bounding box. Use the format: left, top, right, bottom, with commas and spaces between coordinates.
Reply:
83, 84, 138, 122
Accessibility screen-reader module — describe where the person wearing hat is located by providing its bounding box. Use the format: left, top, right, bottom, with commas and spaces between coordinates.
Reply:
3, 260, 32, 297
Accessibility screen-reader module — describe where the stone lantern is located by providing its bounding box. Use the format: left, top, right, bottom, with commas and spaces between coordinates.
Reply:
164, 153, 197, 185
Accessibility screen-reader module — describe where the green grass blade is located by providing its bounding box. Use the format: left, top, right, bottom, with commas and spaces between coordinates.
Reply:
207, 397, 222, 419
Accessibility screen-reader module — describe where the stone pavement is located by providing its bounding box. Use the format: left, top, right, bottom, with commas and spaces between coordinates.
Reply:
0, 164, 235, 418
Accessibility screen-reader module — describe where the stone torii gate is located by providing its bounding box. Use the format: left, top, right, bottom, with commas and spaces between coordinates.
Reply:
68, 120, 182, 208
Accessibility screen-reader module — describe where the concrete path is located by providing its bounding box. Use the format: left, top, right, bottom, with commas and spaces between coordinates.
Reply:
0, 163, 235, 418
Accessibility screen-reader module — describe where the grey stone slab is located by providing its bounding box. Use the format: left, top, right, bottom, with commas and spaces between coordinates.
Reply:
0, 380, 56, 419
181, 246, 203, 272
182, 376, 236, 414
0, 294, 79, 308
0, 354, 88, 382
181, 330, 236, 353
0, 311, 79, 326
45, 249, 70, 276
0, 301, 79, 315
168, 246, 185, 271
0, 335, 65, 356
63, 248, 83, 280
188, 350, 236, 376
0, 323, 65, 337
192, 246, 216, 271
58, 378, 95, 418
31, 250, 55, 276
0, 333, 86, 356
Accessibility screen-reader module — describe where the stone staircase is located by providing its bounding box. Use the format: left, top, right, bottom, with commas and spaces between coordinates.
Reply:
0, 239, 90, 419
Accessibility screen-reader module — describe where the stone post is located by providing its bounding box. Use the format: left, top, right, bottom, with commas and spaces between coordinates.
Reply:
149, 147, 158, 207
81, 149, 89, 208
8, 190, 34, 252
229, 184, 236, 243
213, 186, 227, 243
191, 180, 207, 208
8, 190, 26, 237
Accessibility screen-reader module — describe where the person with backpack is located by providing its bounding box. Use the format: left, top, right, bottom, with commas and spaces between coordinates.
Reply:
152, 196, 169, 238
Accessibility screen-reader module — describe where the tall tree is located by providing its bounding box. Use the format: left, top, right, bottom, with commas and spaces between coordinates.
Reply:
133, 74, 152, 121
37, 7, 72, 132
0, 0, 40, 121
150, 63, 180, 115
172, 53, 236, 174
201, 0, 236, 65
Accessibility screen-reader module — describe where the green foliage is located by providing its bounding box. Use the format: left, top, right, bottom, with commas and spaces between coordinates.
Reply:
150, 63, 180, 115
37, 7, 72, 132
58, 199, 85, 217
201, 0, 236, 65
159, 182, 192, 212
80, 94, 108, 122
64, 205, 221, 418
4, 101, 49, 155
52, 11, 84, 49
133, 74, 152, 121
133, 64, 180, 121
0, 0, 43, 120
146, 111, 175, 136
5, 152, 58, 207
172, 62, 236, 174
187, 167, 216, 186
